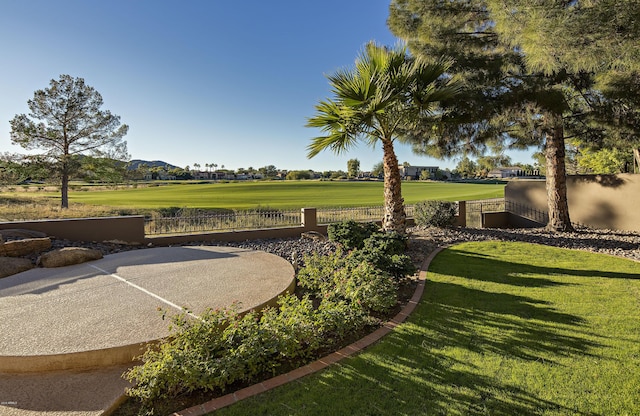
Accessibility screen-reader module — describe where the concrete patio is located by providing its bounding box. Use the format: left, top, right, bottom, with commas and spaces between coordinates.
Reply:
0, 246, 295, 415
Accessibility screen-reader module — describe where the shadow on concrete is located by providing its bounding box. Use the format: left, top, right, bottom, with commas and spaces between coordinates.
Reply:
0, 246, 243, 297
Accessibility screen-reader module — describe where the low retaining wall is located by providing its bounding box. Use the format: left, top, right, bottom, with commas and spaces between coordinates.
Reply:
0, 216, 146, 244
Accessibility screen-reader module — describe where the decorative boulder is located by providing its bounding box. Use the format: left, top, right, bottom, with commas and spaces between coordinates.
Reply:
0, 229, 48, 240
0, 238, 52, 257
0, 257, 34, 278
38, 247, 103, 268
301, 231, 327, 241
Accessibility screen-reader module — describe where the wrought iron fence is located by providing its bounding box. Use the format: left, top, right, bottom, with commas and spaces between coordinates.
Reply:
145, 205, 419, 235
505, 200, 549, 225
316, 205, 416, 224
145, 208, 302, 235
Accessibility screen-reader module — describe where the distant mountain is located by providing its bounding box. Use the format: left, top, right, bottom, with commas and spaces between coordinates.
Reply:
128, 159, 182, 170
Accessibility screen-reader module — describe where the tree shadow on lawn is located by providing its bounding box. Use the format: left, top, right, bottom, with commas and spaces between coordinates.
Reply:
444, 248, 640, 283
295, 279, 602, 416
215, 245, 617, 415
286, 253, 605, 415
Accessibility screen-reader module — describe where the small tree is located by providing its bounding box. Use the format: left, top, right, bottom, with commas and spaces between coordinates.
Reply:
10, 75, 128, 208
347, 158, 360, 178
455, 156, 477, 179
371, 161, 384, 178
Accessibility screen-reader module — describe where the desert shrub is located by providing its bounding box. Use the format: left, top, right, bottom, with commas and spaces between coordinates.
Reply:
124, 305, 240, 402
296, 249, 346, 293
332, 260, 398, 313
414, 200, 457, 227
350, 232, 416, 280
299, 251, 398, 313
327, 220, 379, 250
154, 206, 183, 217
123, 292, 373, 407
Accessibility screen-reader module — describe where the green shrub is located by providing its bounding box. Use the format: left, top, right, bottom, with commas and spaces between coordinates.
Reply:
296, 249, 346, 293
414, 200, 457, 227
327, 220, 379, 250
350, 232, 416, 280
124, 305, 240, 402
123, 292, 373, 407
316, 299, 367, 343
299, 251, 398, 313
333, 260, 398, 313
363, 231, 407, 256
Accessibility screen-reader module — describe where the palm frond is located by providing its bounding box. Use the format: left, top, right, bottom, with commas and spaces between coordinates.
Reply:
306, 131, 359, 159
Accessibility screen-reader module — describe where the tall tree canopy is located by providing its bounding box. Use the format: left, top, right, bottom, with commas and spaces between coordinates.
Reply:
307, 42, 459, 233
388, 0, 640, 232
10, 75, 129, 208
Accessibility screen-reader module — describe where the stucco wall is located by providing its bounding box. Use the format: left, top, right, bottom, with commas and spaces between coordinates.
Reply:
0, 216, 146, 244
505, 174, 640, 232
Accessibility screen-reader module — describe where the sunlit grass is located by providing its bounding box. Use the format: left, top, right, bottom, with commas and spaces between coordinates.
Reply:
0, 180, 504, 215
213, 242, 640, 415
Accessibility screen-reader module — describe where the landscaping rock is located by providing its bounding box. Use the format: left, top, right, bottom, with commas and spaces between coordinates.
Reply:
0, 229, 48, 240
407, 226, 640, 262
38, 247, 103, 268
0, 238, 52, 257
0, 257, 34, 278
301, 231, 327, 241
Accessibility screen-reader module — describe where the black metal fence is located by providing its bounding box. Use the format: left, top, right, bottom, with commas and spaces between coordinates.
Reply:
145, 205, 419, 236
505, 200, 549, 225
145, 208, 302, 235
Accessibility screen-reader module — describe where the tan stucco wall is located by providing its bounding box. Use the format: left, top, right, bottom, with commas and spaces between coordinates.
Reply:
0, 216, 146, 244
506, 174, 640, 232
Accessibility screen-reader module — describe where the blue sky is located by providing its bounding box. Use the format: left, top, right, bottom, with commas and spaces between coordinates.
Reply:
0, 0, 535, 172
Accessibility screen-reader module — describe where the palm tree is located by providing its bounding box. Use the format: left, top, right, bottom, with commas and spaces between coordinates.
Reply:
307, 42, 458, 233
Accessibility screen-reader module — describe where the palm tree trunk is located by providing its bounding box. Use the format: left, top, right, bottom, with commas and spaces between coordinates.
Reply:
382, 139, 406, 234
544, 120, 573, 232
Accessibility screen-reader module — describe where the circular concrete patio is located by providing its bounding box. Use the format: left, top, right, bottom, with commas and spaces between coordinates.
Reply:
0, 246, 295, 372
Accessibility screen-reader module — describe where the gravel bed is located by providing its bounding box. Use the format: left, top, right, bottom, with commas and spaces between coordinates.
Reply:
48, 225, 640, 267
407, 225, 640, 262
48, 236, 339, 269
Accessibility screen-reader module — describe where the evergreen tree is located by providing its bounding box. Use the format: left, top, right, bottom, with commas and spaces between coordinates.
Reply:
10, 75, 128, 208
388, 0, 640, 232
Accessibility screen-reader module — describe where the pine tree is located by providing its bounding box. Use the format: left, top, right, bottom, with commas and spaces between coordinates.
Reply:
388, 0, 640, 232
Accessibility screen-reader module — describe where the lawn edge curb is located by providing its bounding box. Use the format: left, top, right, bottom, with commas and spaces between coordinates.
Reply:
171, 246, 446, 416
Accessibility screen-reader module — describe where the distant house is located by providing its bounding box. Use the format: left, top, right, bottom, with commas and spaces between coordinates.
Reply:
193, 171, 227, 180
399, 165, 439, 180
487, 166, 530, 178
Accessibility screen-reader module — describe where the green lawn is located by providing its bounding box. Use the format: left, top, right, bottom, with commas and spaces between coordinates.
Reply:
59, 181, 505, 210
214, 242, 640, 415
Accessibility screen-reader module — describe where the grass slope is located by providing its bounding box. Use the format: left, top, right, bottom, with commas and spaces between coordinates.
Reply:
214, 242, 640, 415
60, 181, 505, 209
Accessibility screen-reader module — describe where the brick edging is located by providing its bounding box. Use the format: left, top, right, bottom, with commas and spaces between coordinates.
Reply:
172, 247, 445, 416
